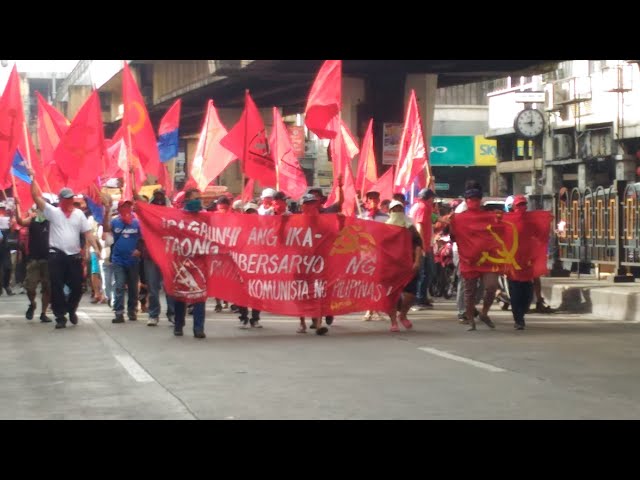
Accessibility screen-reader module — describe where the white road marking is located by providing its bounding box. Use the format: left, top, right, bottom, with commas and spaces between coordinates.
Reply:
418, 347, 506, 373
77, 311, 157, 384
114, 355, 155, 383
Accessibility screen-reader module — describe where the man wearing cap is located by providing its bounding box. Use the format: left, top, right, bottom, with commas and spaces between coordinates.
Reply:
213, 195, 232, 313
28, 174, 102, 329
232, 199, 244, 213
258, 188, 277, 216
14, 198, 52, 323
272, 191, 291, 216
450, 180, 497, 331
358, 190, 389, 222
103, 199, 142, 324
307, 181, 343, 213
410, 188, 436, 310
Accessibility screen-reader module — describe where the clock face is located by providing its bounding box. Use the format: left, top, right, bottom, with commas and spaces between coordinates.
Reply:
514, 109, 545, 138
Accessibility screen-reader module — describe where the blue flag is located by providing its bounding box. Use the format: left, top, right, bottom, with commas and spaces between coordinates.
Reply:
85, 196, 104, 224
158, 129, 179, 163
11, 150, 32, 184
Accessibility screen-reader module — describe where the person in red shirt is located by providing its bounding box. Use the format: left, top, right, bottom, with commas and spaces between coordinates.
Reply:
410, 188, 435, 309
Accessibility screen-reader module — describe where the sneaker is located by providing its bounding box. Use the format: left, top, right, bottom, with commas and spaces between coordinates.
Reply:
69, 312, 78, 325
250, 321, 263, 329
239, 322, 250, 330
147, 317, 159, 326
194, 331, 206, 339
26, 303, 36, 320
410, 305, 429, 312
315, 326, 329, 336
174, 329, 183, 336
214, 304, 222, 313
5, 288, 14, 296
535, 301, 552, 314
40, 313, 52, 323
54, 318, 66, 329
400, 317, 413, 330
390, 324, 400, 333
230, 304, 239, 313
112, 314, 125, 324
478, 313, 495, 329
128, 312, 137, 321
325, 316, 334, 326
514, 323, 525, 330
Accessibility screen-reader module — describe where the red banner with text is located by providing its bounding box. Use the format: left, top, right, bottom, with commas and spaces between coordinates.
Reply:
136, 203, 415, 317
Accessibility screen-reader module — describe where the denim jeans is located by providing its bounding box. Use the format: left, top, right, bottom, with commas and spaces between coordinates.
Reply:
416, 251, 435, 305
144, 259, 175, 319
113, 262, 140, 316
174, 301, 205, 334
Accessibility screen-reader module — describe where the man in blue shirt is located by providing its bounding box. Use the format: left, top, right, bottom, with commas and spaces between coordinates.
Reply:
103, 199, 142, 324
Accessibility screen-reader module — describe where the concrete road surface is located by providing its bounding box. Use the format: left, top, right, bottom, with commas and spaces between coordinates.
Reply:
2, 292, 640, 419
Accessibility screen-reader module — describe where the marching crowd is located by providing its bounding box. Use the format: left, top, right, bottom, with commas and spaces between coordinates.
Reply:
0, 169, 553, 340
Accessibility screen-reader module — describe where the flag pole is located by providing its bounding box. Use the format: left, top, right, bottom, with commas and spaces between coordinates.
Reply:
22, 120, 50, 193
274, 108, 280, 191
242, 90, 249, 196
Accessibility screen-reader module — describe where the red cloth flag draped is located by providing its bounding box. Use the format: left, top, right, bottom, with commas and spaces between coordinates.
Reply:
269, 107, 307, 200
394, 90, 429, 193
157, 163, 173, 196
304, 60, 341, 139
242, 178, 255, 202
450, 210, 552, 280
220, 91, 275, 187
191, 100, 237, 192
54, 90, 105, 192
371, 166, 395, 202
324, 119, 359, 215
136, 202, 415, 316
122, 62, 160, 178
0, 65, 26, 188
355, 118, 378, 197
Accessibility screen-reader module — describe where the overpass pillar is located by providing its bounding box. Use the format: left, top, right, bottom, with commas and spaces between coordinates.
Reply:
405, 73, 438, 183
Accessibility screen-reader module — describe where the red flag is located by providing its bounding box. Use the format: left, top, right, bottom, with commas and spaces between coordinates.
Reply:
269, 108, 307, 200
242, 178, 255, 203
304, 60, 342, 139
0, 65, 26, 186
394, 90, 429, 193
191, 100, 237, 191
450, 210, 552, 280
371, 166, 395, 202
157, 163, 173, 196
220, 91, 275, 186
324, 119, 359, 213
54, 90, 105, 191
355, 118, 378, 197
122, 62, 160, 177
36, 92, 70, 167
158, 98, 181, 136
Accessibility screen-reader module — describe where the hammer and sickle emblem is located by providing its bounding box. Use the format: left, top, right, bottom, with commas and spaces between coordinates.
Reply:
476, 221, 521, 270
127, 101, 146, 134
330, 225, 376, 256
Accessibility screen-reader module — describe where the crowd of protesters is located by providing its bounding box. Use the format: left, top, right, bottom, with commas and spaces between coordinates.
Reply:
0, 167, 553, 340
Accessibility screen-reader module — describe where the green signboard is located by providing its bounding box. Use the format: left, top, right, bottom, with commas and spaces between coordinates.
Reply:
429, 136, 475, 166
435, 183, 450, 191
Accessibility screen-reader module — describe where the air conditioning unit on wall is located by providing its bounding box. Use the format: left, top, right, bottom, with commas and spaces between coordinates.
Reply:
553, 133, 574, 160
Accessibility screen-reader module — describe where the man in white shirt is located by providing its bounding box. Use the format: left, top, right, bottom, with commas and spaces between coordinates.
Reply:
28, 171, 102, 329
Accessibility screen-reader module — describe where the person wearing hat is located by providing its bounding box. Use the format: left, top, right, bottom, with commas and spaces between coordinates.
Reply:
14, 197, 52, 323
358, 190, 389, 222
103, 199, 143, 324
212, 196, 233, 313
308, 175, 343, 213
232, 199, 244, 213
386, 200, 423, 332
243, 202, 259, 214
258, 188, 277, 216
27, 173, 102, 329
272, 191, 291, 216
450, 180, 497, 331
409, 188, 436, 311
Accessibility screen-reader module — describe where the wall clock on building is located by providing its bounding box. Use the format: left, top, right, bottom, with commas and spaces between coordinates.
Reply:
514, 108, 545, 138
